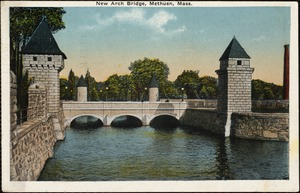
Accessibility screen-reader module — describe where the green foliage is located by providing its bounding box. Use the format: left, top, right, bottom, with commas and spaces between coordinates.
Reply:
174, 70, 200, 99
67, 69, 76, 100
60, 78, 68, 100
85, 70, 100, 101
198, 76, 217, 99
104, 74, 134, 101
10, 7, 66, 73
161, 81, 179, 99
10, 7, 66, 110
252, 79, 283, 100
129, 57, 170, 100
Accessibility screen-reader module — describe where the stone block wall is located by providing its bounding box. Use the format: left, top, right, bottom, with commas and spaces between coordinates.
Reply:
10, 116, 57, 180
180, 109, 289, 141
226, 69, 253, 112
231, 112, 289, 141
23, 54, 63, 116
10, 71, 18, 140
77, 87, 87, 102
28, 83, 47, 120
180, 109, 227, 135
149, 87, 159, 102
10, 72, 65, 180
216, 58, 254, 113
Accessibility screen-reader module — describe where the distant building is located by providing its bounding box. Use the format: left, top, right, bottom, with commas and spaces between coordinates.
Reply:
149, 74, 159, 102
77, 75, 87, 102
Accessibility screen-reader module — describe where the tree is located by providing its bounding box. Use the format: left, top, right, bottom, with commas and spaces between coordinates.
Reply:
174, 70, 200, 99
252, 79, 283, 100
67, 69, 76, 100
198, 76, 217, 99
60, 78, 68, 100
104, 74, 134, 101
129, 57, 170, 100
10, 8, 66, 110
85, 70, 99, 101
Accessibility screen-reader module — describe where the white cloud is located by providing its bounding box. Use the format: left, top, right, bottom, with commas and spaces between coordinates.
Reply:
251, 36, 266, 42
81, 9, 186, 35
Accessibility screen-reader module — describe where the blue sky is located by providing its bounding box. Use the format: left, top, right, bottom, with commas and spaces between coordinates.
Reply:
55, 6, 290, 85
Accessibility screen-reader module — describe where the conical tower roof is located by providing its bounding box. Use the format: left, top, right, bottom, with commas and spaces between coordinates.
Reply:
219, 37, 250, 60
76, 75, 87, 87
20, 17, 67, 59
149, 74, 159, 88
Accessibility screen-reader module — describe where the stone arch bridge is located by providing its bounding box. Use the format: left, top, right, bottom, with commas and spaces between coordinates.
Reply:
62, 101, 187, 127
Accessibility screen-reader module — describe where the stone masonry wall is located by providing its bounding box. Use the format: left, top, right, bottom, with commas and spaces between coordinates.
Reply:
216, 58, 254, 113
231, 112, 289, 141
227, 69, 253, 112
10, 116, 57, 180
10, 71, 18, 140
10, 79, 60, 180
180, 108, 289, 141
23, 54, 63, 116
180, 109, 227, 135
149, 87, 159, 102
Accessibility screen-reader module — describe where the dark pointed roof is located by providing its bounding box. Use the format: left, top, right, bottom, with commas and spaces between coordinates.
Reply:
76, 75, 87, 87
20, 17, 67, 59
149, 74, 159, 88
219, 37, 250, 60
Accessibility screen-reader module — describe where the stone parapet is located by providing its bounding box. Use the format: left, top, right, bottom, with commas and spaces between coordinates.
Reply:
231, 112, 289, 141
10, 116, 57, 181
180, 109, 289, 141
10, 71, 18, 139
180, 109, 227, 135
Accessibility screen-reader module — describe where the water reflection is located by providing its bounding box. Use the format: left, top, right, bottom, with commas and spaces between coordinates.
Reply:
38, 126, 288, 181
215, 138, 232, 180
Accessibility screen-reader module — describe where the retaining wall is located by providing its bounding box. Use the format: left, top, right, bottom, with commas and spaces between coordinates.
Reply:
10, 72, 65, 181
186, 99, 289, 109
10, 116, 57, 180
180, 109, 227, 135
180, 109, 289, 141
231, 112, 289, 141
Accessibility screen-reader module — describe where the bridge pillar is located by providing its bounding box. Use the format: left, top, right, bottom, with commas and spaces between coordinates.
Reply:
103, 115, 111, 126
142, 115, 150, 126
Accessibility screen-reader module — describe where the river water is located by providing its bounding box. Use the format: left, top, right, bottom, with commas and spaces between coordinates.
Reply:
38, 126, 288, 181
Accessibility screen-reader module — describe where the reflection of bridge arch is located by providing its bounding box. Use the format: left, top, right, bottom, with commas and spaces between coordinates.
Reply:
66, 114, 104, 127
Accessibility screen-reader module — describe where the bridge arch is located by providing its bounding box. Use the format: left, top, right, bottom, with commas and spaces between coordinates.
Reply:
149, 113, 180, 129
148, 113, 179, 123
66, 114, 104, 127
108, 114, 143, 126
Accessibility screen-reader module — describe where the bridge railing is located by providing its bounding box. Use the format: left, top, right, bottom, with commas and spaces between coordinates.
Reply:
186, 99, 217, 109
62, 101, 188, 110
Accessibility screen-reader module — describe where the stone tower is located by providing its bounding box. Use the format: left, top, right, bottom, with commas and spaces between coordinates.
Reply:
77, 75, 87, 102
21, 17, 67, 118
149, 74, 159, 102
216, 37, 254, 113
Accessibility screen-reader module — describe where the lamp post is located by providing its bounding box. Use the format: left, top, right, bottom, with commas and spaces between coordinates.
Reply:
105, 87, 109, 101
181, 87, 184, 101
65, 86, 68, 100
144, 87, 147, 101
128, 90, 131, 101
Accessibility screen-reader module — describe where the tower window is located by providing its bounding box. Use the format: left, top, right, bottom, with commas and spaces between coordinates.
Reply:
48, 57, 52, 61
33, 56, 37, 61
237, 60, 242, 65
